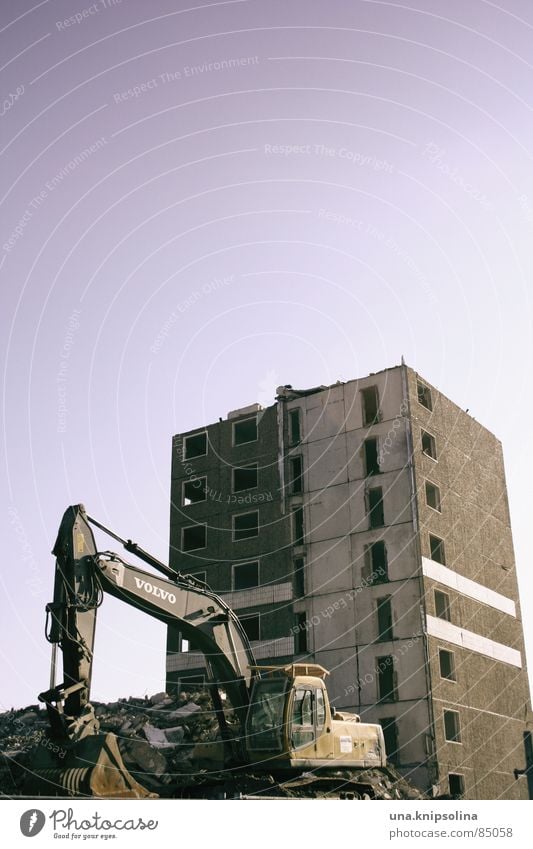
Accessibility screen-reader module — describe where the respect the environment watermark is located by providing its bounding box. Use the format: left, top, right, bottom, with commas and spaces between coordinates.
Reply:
57, 308, 82, 433
3, 139, 108, 255
113, 56, 260, 103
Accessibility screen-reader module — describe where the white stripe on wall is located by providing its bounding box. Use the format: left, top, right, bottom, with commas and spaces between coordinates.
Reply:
426, 614, 522, 668
422, 557, 516, 617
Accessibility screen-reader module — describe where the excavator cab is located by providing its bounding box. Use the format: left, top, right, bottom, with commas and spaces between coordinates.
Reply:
246, 664, 386, 770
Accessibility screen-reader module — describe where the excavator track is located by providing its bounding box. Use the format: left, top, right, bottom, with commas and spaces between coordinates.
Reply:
155, 766, 424, 800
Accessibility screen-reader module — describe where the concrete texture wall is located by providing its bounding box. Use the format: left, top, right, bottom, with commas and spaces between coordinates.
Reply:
289, 370, 434, 792
166, 364, 532, 799
407, 365, 531, 799
167, 402, 296, 689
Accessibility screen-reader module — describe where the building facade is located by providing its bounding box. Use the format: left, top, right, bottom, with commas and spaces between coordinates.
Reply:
166, 364, 532, 799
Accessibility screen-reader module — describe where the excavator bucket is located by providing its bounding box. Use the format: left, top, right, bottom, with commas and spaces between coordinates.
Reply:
21, 733, 157, 799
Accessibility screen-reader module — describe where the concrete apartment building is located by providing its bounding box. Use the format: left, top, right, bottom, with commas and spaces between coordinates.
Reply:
166, 363, 532, 799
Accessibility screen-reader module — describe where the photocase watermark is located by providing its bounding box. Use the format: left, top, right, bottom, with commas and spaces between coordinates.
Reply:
0, 701, 67, 759
174, 433, 202, 492
421, 142, 492, 208
344, 635, 421, 696
378, 397, 409, 464
150, 274, 235, 354
205, 482, 273, 505
20, 728, 66, 759
318, 209, 437, 306
3, 138, 108, 255
113, 56, 260, 103
1, 84, 24, 118
56, 0, 122, 31
50, 808, 158, 833
7, 505, 43, 596
20, 809, 46, 837
265, 143, 394, 172
20, 806, 160, 838
175, 434, 273, 507
290, 566, 388, 637
57, 308, 82, 433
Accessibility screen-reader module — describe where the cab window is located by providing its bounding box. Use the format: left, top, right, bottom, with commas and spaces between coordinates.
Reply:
291, 687, 326, 749
316, 688, 326, 729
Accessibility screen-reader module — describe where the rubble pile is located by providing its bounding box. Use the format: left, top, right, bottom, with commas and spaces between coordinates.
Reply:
0, 704, 51, 795
0, 694, 425, 799
97, 689, 235, 792
0, 690, 232, 796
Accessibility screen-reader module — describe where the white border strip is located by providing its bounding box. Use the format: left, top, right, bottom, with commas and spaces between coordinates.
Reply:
426, 614, 522, 668
422, 556, 516, 617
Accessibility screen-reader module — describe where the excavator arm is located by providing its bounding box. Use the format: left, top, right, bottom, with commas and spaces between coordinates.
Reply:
40, 504, 256, 740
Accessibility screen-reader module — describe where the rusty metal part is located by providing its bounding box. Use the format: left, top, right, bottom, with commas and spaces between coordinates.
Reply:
21, 733, 157, 799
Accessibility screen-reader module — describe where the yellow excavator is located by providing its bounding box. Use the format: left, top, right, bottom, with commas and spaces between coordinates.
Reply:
21, 505, 411, 800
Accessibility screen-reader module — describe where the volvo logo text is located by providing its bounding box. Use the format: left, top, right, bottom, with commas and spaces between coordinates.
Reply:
134, 577, 176, 604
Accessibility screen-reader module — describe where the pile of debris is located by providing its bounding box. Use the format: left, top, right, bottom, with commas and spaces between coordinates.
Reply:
0, 689, 232, 797
97, 689, 235, 793
0, 693, 425, 799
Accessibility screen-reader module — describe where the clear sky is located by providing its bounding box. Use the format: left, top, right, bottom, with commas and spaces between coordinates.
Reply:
1, 0, 532, 709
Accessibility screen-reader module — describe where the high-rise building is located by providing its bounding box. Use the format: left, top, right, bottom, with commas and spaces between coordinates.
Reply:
166, 364, 532, 799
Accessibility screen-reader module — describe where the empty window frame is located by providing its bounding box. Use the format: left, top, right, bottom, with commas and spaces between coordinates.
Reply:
430, 533, 446, 564
364, 438, 380, 475
294, 558, 305, 597
233, 464, 258, 492
362, 541, 389, 584
434, 589, 451, 622
182, 523, 207, 551
448, 773, 465, 797
293, 507, 305, 545
443, 709, 461, 743
361, 385, 380, 426
232, 560, 259, 591
233, 511, 259, 541
289, 456, 303, 493
289, 408, 302, 445
183, 477, 207, 505
296, 612, 308, 653
241, 613, 260, 642
379, 718, 399, 765
377, 655, 397, 702
417, 381, 432, 410
183, 431, 207, 459
439, 649, 456, 681
376, 597, 393, 640
425, 481, 441, 512
233, 416, 258, 446
368, 486, 385, 528
421, 429, 437, 459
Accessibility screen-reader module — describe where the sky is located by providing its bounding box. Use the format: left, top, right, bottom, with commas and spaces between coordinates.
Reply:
1, 0, 533, 710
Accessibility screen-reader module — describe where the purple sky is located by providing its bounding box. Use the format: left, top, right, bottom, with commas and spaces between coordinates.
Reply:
1, 0, 533, 708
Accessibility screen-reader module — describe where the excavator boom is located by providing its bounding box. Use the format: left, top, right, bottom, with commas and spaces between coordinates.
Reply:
22, 503, 412, 800
42, 505, 256, 737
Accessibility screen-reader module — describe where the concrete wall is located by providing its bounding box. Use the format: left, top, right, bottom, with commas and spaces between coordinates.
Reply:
167, 402, 297, 690
286, 370, 435, 791
407, 366, 531, 799
166, 365, 532, 799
